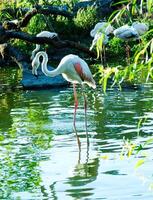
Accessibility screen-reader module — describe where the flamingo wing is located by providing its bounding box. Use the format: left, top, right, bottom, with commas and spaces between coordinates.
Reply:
74, 62, 96, 89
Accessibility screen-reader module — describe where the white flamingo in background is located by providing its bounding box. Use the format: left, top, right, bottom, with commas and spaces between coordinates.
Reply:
90, 22, 114, 38
132, 22, 149, 36
90, 22, 114, 64
113, 25, 140, 40
90, 32, 109, 51
113, 25, 140, 61
113, 23, 149, 61
90, 32, 109, 64
32, 51, 96, 150
31, 31, 58, 60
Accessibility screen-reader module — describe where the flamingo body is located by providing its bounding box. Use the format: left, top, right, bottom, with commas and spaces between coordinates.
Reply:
90, 32, 109, 50
113, 25, 139, 41
132, 22, 149, 36
36, 31, 58, 38
90, 22, 114, 37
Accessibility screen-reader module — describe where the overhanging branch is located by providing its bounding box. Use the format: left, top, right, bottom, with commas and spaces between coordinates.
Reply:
6, 30, 96, 57
2, 5, 73, 30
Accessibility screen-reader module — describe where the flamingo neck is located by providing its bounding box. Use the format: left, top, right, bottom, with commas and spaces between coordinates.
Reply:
36, 51, 61, 77
31, 44, 40, 60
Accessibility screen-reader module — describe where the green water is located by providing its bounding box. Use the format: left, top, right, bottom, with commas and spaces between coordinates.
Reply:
0, 68, 153, 200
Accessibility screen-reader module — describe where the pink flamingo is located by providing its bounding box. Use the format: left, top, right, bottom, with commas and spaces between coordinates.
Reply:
32, 51, 96, 150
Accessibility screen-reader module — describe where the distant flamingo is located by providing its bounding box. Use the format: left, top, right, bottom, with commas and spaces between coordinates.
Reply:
31, 31, 58, 60
113, 25, 140, 61
90, 32, 109, 51
113, 23, 149, 62
90, 22, 113, 64
90, 32, 109, 64
32, 51, 96, 150
90, 22, 114, 38
113, 25, 140, 41
132, 22, 149, 36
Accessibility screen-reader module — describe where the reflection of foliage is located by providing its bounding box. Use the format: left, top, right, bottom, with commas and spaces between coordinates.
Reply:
27, 107, 53, 150
120, 137, 136, 158
66, 158, 99, 199
0, 68, 22, 88
0, 92, 54, 199
120, 133, 153, 169
0, 146, 41, 199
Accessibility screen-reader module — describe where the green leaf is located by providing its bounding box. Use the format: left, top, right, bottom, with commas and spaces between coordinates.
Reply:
140, 0, 144, 14
131, 0, 137, 15
112, 0, 129, 6
147, 0, 153, 14
144, 138, 153, 146
134, 159, 145, 169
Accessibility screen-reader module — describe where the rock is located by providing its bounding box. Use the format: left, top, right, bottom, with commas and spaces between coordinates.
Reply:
21, 66, 68, 89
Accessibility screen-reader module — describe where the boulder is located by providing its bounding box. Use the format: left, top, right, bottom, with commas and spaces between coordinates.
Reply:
21, 66, 68, 89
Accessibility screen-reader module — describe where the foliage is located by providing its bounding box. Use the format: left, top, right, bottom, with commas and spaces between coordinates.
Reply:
49, 0, 79, 8
11, 14, 48, 53
74, 6, 99, 34
26, 14, 47, 35
95, 0, 153, 92
108, 37, 125, 57
109, 0, 153, 24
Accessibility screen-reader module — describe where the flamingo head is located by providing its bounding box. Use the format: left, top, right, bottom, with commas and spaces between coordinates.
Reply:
31, 56, 40, 78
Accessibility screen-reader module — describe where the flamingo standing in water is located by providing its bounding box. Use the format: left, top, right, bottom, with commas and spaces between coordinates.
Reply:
32, 51, 96, 150
31, 31, 58, 60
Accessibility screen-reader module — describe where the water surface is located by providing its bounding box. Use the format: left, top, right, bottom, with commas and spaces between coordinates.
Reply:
0, 68, 153, 199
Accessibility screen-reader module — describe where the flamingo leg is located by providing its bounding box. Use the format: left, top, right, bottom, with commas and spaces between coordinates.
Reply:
73, 83, 81, 150
103, 45, 106, 66
125, 42, 130, 64
82, 87, 89, 147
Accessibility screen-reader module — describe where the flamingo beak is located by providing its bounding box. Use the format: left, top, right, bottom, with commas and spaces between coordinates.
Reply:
32, 68, 39, 79
34, 74, 38, 79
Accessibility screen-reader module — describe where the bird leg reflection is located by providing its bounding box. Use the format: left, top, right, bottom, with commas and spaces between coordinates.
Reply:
73, 83, 81, 151
82, 88, 89, 147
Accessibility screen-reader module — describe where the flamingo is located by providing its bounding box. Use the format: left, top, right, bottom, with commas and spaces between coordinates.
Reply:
90, 32, 109, 64
113, 25, 140, 61
90, 22, 114, 38
90, 32, 109, 50
113, 25, 139, 41
32, 51, 96, 150
132, 22, 149, 36
31, 31, 58, 60
90, 22, 113, 64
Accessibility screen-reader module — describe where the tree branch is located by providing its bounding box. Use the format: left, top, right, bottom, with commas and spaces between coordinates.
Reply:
6, 30, 96, 57
2, 5, 73, 30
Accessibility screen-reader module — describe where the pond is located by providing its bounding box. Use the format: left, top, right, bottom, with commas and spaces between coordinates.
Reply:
0, 68, 153, 200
